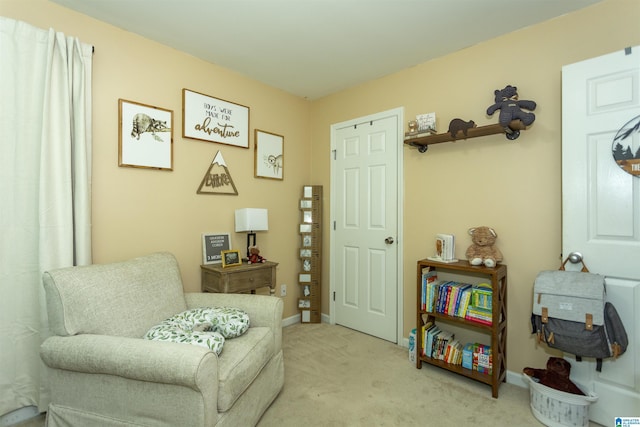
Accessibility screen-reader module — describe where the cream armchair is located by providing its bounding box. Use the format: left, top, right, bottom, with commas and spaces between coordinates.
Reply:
40, 252, 284, 427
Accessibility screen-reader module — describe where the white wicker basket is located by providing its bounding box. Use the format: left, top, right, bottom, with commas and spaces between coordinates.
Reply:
523, 373, 598, 427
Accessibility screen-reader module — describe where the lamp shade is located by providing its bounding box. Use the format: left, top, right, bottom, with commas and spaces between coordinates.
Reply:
235, 208, 269, 232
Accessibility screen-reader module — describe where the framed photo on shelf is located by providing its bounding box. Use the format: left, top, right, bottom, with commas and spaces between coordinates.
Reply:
202, 233, 231, 264
221, 250, 242, 268
302, 211, 313, 223
118, 99, 173, 170
299, 248, 312, 258
300, 200, 312, 209
182, 88, 249, 148
303, 186, 313, 198
299, 273, 311, 283
298, 299, 311, 309
255, 129, 284, 180
302, 235, 312, 247
299, 224, 312, 233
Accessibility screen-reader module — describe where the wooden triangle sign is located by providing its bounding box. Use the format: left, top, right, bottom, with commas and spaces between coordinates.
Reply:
197, 151, 238, 195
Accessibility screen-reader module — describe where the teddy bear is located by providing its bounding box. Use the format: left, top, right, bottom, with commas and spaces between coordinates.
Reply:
247, 245, 266, 264
465, 226, 503, 268
486, 85, 536, 136
524, 357, 585, 395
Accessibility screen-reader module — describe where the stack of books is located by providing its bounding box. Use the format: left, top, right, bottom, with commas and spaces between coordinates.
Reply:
420, 267, 438, 311
473, 344, 493, 375
462, 343, 492, 374
421, 322, 463, 365
422, 277, 473, 319
464, 283, 493, 325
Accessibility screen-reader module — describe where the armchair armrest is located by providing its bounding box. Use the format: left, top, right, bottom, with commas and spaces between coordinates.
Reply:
40, 334, 218, 394
185, 293, 283, 350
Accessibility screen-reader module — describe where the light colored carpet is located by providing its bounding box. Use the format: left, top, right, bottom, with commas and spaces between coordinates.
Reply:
16, 322, 603, 426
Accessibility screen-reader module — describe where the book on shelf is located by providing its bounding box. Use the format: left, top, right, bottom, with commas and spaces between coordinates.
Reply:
426, 233, 458, 263
465, 306, 493, 325
473, 344, 492, 375
424, 324, 440, 357
471, 283, 492, 310
421, 267, 438, 311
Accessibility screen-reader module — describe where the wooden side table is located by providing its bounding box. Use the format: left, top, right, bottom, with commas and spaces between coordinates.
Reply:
200, 261, 278, 295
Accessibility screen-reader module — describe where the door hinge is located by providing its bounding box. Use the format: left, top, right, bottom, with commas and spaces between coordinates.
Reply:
333, 291, 336, 301
333, 221, 336, 230
332, 149, 336, 160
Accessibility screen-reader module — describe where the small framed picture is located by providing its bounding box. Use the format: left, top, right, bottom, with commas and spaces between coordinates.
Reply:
221, 250, 242, 268
302, 285, 311, 297
255, 129, 284, 180
202, 233, 231, 264
300, 224, 312, 233
298, 299, 311, 309
302, 235, 312, 247
300, 200, 312, 209
300, 249, 312, 258
118, 99, 173, 170
301, 310, 311, 322
303, 211, 313, 223
302, 259, 311, 271
299, 273, 311, 283
303, 186, 313, 198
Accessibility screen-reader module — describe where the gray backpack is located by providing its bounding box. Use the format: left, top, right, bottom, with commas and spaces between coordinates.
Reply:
530, 267, 628, 371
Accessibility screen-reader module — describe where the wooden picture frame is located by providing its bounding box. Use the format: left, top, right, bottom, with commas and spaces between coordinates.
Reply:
302, 235, 312, 247
254, 129, 284, 180
298, 299, 311, 309
299, 224, 312, 233
202, 233, 231, 264
299, 248, 312, 258
182, 88, 249, 148
221, 249, 242, 268
118, 99, 173, 170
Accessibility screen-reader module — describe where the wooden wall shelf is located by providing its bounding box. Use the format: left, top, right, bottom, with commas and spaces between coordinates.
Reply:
404, 120, 527, 153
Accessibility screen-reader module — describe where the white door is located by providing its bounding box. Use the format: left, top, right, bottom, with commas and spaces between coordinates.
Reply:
330, 108, 403, 343
562, 47, 640, 424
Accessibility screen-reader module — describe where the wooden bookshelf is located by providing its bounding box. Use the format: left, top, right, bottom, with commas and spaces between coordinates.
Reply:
416, 259, 507, 398
404, 120, 527, 153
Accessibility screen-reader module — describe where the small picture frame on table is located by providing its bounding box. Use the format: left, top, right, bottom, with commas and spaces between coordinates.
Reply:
221, 250, 242, 268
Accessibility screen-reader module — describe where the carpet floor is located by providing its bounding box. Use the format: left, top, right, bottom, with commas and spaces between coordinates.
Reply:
17, 322, 604, 426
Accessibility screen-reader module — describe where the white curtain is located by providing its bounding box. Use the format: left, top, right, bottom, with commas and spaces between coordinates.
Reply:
0, 17, 92, 416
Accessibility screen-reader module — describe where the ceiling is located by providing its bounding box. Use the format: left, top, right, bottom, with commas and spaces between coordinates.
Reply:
51, 0, 602, 100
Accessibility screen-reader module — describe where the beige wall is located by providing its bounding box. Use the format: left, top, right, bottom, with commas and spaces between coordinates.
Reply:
4, 0, 312, 320
5, 0, 639, 375
310, 0, 640, 373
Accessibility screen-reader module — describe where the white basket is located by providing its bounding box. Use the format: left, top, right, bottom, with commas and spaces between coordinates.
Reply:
523, 373, 598, 427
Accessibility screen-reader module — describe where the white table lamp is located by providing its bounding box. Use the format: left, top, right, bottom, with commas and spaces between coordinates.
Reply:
235, 208, 269, 258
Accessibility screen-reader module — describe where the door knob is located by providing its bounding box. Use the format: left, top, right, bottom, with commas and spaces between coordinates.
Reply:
385, 237, 394, 244
567, 252, 583, 264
